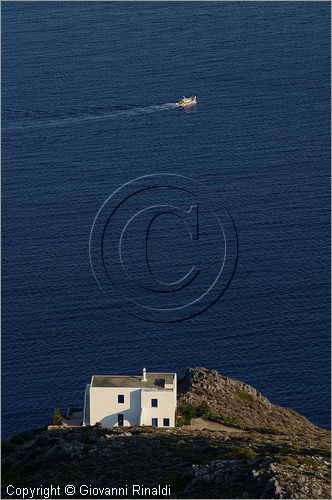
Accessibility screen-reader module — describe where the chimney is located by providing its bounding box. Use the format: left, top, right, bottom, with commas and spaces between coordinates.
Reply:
142, 367, 147, 381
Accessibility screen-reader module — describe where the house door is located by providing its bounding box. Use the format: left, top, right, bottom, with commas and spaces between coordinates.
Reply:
118, 414, 124, 427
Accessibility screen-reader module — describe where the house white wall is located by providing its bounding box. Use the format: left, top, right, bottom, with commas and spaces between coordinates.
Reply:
85, 372, 177, 428
141, 389, 176, 427
89, 386, 141, 427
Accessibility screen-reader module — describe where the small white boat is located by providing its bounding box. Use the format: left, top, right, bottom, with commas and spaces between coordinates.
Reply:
176, 95, 197, 107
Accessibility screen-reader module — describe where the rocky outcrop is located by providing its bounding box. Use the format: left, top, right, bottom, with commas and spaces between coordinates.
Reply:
185, 456, 330, 499
2, 368, 330, 499
178, 367, 330, 447
2, 424, 330, 499
178, 368, 270, 403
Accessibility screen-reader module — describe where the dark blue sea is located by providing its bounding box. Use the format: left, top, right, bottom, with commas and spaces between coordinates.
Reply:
2, 1, 330, 438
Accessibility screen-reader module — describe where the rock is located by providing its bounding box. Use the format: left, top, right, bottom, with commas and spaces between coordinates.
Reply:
269, 463, 277, 473
178, 368, 330, 444
42, 445, 64, 462
2, 367, 330, 500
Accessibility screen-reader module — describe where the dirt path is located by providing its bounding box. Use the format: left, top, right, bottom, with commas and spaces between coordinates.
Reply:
185, 418, 244, 434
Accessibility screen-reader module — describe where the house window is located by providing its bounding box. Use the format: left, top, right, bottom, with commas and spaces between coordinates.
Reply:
151, 418, 158, 427
118, 394, 124, 403
163, 418, 170, 427
151, 398, 158, 408
118, 414, 124, 427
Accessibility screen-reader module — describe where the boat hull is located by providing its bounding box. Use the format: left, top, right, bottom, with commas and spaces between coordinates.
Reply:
176, 96, 197, 107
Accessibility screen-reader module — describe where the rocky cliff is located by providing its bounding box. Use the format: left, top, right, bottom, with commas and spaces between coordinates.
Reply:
2, 368, 330, 499
178, 367, 330, 447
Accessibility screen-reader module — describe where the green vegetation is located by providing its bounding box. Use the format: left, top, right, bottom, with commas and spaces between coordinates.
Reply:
273, 453, 320, 467
275, 444, 301, 456
296, 455, 321, 467
263, 443, 325, 468
208, 413, 242, 429
176, 403, 242, 429
215, 444, 325, 467
236, 391, 253, 403
277, 455, 299, 466
217, 447, 258, 460
52, 407, 64, 426
176, 403, 211, 425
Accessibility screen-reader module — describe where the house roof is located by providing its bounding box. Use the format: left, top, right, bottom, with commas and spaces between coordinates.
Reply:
91, 372, 175, 389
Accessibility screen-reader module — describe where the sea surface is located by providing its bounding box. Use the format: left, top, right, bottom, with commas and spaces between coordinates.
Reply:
2, 1, 330, 438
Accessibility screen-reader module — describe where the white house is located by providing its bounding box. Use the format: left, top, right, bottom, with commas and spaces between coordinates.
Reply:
83, 368, 177, 428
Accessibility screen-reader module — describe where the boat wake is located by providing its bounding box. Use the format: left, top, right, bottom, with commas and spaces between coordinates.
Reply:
4, 103, 178, 132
